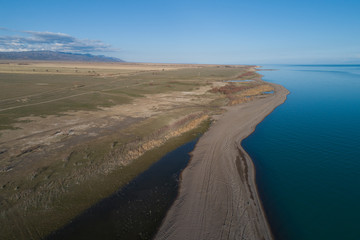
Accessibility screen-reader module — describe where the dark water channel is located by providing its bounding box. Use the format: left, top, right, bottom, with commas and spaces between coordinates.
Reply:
47, 138, 198, 240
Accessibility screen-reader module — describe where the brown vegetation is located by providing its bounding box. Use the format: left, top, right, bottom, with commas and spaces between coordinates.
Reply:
0, 62, 269, 239
209, 84, 252, 95
209, 82, 275, 106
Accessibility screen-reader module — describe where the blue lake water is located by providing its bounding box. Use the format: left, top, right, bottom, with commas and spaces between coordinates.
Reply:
242, 65, 360, 240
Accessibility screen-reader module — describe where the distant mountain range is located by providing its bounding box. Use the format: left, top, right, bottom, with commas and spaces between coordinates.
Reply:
0, 51, 124, 62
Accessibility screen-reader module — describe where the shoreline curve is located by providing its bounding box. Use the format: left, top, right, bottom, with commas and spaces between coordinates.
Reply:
155, 81, 289, 240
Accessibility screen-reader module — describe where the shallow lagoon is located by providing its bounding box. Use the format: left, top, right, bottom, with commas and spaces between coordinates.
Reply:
48, 139, 198, 240
243, 65, 360, 240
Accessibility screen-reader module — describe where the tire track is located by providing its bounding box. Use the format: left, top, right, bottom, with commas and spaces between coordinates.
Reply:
155, 83, 289, 240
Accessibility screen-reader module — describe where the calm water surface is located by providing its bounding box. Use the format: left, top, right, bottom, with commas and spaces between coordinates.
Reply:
242, 65, 360, 240
48, 139, 198, 240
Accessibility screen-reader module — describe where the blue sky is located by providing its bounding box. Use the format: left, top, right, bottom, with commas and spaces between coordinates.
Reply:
1, 0, 360, 64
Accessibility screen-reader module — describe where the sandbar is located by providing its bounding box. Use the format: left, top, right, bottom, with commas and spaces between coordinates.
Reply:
155, 82, 289, 240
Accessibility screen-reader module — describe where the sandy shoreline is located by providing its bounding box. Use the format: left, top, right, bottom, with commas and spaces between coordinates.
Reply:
155, 82, 289, 240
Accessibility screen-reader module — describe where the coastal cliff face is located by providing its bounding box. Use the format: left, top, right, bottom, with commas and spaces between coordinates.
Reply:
156, 83, 289, 240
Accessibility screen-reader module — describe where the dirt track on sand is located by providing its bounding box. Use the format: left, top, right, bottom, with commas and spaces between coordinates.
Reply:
155, 83, 289, 240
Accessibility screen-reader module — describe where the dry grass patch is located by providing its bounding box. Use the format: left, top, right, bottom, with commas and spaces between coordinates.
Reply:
0, 62, 264, 239
209, 82, 275, 106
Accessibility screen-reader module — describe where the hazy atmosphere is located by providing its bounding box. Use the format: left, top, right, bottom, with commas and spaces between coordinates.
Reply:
1, 0, 360, 64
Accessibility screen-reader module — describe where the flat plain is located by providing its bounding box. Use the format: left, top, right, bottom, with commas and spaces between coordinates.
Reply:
0, 61, 273, 239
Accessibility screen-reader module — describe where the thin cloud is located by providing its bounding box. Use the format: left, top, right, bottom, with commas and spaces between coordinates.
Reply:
0, 28, 114, 53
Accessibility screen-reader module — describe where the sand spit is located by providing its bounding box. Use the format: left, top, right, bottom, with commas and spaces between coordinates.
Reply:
155, 83, 289, 240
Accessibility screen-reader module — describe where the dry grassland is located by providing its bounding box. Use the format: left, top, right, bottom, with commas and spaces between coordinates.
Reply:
0, 61, 272, 239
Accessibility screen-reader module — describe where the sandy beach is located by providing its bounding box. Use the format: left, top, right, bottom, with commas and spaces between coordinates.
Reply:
155, 82, 289, 240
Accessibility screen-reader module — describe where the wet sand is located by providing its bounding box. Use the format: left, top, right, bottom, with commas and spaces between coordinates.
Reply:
155, 82, 289, 240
